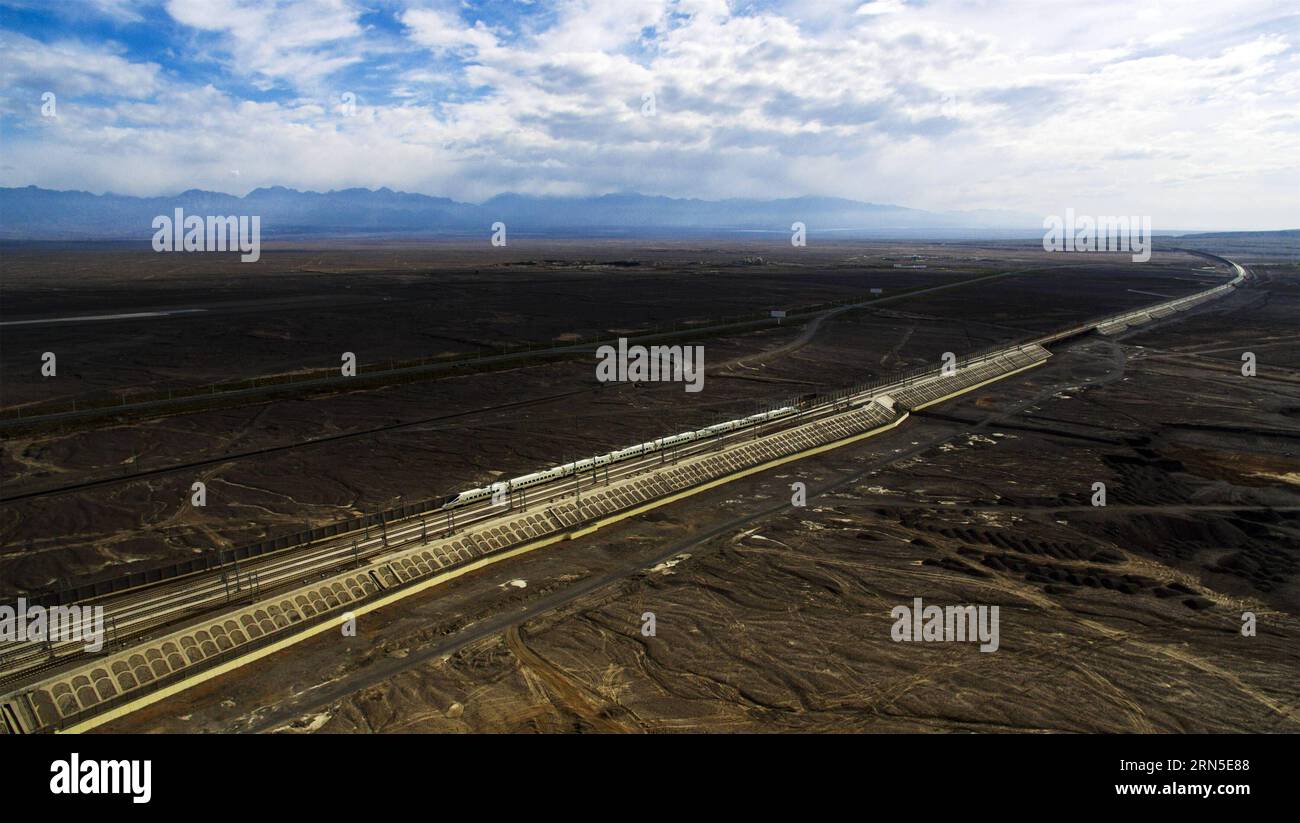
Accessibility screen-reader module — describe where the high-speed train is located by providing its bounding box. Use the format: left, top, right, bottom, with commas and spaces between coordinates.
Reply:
440, 406, 799, 510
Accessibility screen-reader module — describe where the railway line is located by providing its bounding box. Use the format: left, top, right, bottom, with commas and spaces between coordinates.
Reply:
0, 394, 854, 690
0, 256, 1250, 733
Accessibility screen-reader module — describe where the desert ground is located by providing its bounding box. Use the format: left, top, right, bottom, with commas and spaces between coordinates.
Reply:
2, 238, 1296, 732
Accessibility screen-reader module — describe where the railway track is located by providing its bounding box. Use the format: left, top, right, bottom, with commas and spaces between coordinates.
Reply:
0, 341, 1057, 693
0, 397, 849, 691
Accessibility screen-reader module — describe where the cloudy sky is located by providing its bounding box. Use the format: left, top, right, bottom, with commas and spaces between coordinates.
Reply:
1, 0, 1297, 229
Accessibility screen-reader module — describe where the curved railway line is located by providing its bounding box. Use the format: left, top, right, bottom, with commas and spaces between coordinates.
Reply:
0, 257, 1250, 733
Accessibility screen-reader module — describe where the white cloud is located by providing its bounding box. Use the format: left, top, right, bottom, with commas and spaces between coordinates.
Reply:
164, 0, 367, 88
0, 32, 161, 101
401, 7, 500, 55
855, 0, 907, 16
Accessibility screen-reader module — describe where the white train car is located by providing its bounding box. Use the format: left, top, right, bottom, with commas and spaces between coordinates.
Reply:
440, 406, 797, 510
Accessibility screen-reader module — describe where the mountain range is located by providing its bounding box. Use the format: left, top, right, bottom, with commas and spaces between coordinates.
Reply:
0, 185, 1044, 240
